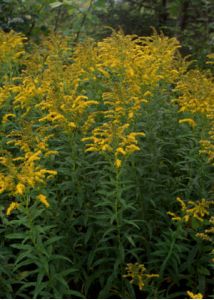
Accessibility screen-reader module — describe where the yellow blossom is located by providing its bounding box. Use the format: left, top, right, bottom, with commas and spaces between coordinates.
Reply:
179, 118, 196, 128
187, 291, 203, 299
2, 113, 16, 124
6, 201, 20, 216
143, 91, 152, 97
123, 263, 159, 291
68, 122, 76, 129
15, 183, 25, 195
116, 147, 126, 156
168, 197, 213, 223
115, 159, 122, 169
37, 194, 50, 208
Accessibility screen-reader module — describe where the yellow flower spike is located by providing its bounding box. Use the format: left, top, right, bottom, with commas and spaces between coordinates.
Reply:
116, 147, 126, 156
101, 144, 112, 152
37, 194, 50, 208
206, 53, 214, 65
0, 185, 4, 194
128, 111, 134, 119
37, 142, 46, 150
98, 68, 110, 78
15, 183, 25, 195
75, 95, 88, 102
145, 274, 160, 279
2, 113, 16, 124
123, 263, 159, 291
169, 197, 213, 223
126, 67, 135, 77
6, 201, 20, 216
176, 197, 186, 210
115, 159, 122, 169
187, 291, 203, 299
141, 99, 149, 104
44, 150, 58, 157
143, 91, 152, 97
81, 137, 92, 142
125, 144, 140, 153
196, 232, 211, 241
179, 118, 197, 128
85, 146, 99, 152
167, 211, 182, 221
0, 175, 9, 194
26, 150, 42, 163
68, 122, 76, 129
183, 214, 190, 222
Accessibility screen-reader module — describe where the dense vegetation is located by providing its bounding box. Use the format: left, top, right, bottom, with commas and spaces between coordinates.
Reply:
0, 28, 213, 299
0, 1, 213, 299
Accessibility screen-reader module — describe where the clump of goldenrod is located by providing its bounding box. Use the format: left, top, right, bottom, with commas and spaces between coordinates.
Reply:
168, 197, 214, 223
0, 29, 26, 66
175, 58, 214, 164
123, 263, 159, 291
0, 30, 213, 226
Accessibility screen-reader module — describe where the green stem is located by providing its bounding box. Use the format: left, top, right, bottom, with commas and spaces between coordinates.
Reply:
115, 169, 121, 249
25, 194, 38, 248
114, 166, 125, 294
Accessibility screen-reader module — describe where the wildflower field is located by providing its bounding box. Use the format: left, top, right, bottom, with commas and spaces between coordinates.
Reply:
0, 29, 213, 299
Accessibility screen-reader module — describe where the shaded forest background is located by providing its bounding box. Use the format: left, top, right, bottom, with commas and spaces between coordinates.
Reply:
0, 0, 213, 66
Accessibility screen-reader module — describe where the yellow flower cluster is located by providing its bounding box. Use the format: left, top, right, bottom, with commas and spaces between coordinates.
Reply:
6, 201, 20, 216
37, 194, 50, 208
3, 31, 187, 175
0, 31, 102, 211
206, 53, 214, 65
0, 29, 212, 213
187, 291, 203, 299
179, 118, 196, 128
168, 197, 214, 223
175, 59, 214, 164
0, 29, 26, 65
200, 101, 214, 163
81, 31, 186, 167
0, 30, 26, 85
123, 263, 159, 291
96, 30, 186, 86
196, 216, 214, 242
82, 123, 146, 168
6, 194, 50, 217
10, 34, 98, 134
176, 70, 214, 114
0, 150, 57, 196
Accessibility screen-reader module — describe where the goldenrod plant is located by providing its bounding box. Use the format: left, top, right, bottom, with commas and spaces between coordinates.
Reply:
0, 29, 213, 298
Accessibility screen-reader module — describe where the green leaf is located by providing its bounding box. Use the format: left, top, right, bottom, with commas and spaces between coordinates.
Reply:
6, 232, 28, 240
69, 290, 85, 299
33, 273, 45, 299
126, 235, 136, 247
198, 266, 210, 276
50, 1, 63, 9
